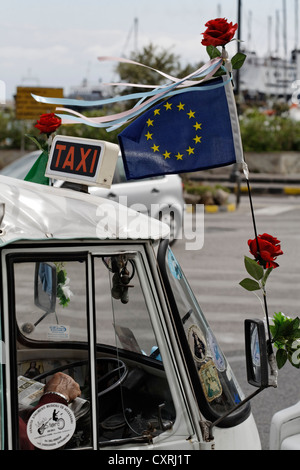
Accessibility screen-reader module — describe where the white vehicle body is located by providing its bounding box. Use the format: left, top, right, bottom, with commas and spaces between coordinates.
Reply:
270, 402, 300, 450
0, 175, 261, 451
0, 151, 185, 243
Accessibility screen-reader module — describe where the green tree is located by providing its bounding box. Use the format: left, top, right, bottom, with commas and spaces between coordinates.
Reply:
1, 44, 202, 149
115, 43, 202, 98
58, 43, 201, 142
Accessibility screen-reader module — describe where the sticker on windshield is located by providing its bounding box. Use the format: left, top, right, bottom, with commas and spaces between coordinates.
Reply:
47, 325, 70, 341
27, 402, 76, 450
207, 329, 226, 372
198, 360, 222, 402
188, 325, 207, 362
167, 249, 182, 280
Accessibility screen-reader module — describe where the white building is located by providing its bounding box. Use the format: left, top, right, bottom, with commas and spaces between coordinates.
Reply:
239, 49, 300, 100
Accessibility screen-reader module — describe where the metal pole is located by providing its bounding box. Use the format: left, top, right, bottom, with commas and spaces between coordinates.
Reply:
236, 0, 242, 97
230, 0, 242, 206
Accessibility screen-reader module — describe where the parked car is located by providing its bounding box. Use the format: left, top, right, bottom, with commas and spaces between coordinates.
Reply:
0, 150, 185, 243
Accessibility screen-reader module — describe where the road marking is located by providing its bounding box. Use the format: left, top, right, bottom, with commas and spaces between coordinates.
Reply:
254, 205, 298, 216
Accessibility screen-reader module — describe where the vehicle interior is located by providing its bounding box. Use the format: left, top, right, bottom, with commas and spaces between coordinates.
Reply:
10, 251, 176, 449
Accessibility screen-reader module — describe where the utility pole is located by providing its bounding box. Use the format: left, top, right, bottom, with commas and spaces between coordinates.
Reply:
282, 0, 288, 100
235, 0, 242, 98
295, 0, 299, 50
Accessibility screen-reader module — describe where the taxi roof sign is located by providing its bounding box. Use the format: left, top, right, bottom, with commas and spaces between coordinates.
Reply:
46, 135, 119, 188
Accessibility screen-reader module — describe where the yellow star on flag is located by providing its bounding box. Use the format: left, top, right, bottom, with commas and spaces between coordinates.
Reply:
193, 122, 202, 130
187, 110, 196, 119
193, 135, 202, 144
142, 95, 204, 167
186, 146, 195, 155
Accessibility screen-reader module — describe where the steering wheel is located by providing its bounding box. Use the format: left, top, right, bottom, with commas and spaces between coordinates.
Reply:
34, 357, 128, 398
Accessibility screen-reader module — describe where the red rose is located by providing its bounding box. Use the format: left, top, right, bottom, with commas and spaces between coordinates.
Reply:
35, 113, 61, 135
248, 233, 283, 269
201, 18, 238, 47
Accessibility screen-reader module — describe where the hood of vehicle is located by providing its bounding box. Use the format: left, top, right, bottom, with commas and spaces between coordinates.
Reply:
0, 176, 170, 246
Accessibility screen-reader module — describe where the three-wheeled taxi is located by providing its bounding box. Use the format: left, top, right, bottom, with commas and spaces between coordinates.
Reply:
0, 139, 270, 451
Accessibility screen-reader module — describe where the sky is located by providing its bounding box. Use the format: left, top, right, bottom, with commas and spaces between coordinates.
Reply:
0, 0, 299, 101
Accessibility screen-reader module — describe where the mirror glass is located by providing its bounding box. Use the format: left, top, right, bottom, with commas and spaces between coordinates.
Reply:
245, 319, 269, 388
34, 262, 57, 313
250, 323, 262, 383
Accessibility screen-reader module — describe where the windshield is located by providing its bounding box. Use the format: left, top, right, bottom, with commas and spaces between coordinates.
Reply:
161, 245, 247, 423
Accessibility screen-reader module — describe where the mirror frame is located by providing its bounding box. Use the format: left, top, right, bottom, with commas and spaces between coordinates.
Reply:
245, 318, 269, 388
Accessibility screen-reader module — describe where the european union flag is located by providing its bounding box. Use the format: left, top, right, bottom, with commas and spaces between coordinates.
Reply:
118, 77, 244, 180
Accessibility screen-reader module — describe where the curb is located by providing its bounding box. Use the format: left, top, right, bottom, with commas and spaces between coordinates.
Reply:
283, 187, 300, 195
186, 203, 236, 214
205, 203, 236, 213
240, 185, 300, 195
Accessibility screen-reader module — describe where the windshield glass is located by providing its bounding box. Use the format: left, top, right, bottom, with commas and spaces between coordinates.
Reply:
163, 246, 245, 420
15, 260, 87, 342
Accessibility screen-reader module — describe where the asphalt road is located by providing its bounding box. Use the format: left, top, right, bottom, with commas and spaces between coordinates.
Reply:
172, 193, 300, 450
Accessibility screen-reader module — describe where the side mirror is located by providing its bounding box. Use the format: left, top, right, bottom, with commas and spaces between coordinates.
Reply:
34, 262, 57, 313
245, 319, 269, 389
208, 318, 272, 439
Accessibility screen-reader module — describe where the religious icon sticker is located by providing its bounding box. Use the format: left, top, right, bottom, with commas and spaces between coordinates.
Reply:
27, 402, 76, 450
187, 325, 207, 363
198, 360, 222, 402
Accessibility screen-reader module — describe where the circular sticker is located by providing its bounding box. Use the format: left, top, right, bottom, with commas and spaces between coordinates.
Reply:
167, 250, 182, 280
207, 329, 226, 372
27, 402, 76, 450
187, 325, 207, 363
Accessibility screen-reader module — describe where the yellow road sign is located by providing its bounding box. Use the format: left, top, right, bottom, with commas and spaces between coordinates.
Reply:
15, 87, 63, 120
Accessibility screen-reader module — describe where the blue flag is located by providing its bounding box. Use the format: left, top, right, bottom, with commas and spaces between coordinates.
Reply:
118, 76, 244, 180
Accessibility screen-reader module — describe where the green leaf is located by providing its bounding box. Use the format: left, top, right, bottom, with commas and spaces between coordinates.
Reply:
276, 349, 288, 369
292, 317, 300, 331
206, 45, 221, 59
231, 52, 247, 69
57, 269, 67, 285
244, 256, 264, 281
262, 267, 273, 287
239, 278, 261, 291
212, 69, 226, 77
25, 134, 44, 151
277, 320, 297, 338
273, 312, 288, 325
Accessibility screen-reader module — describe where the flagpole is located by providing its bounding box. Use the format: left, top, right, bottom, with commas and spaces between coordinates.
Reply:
230, 0, 243, 205
234, 0, 273, 355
